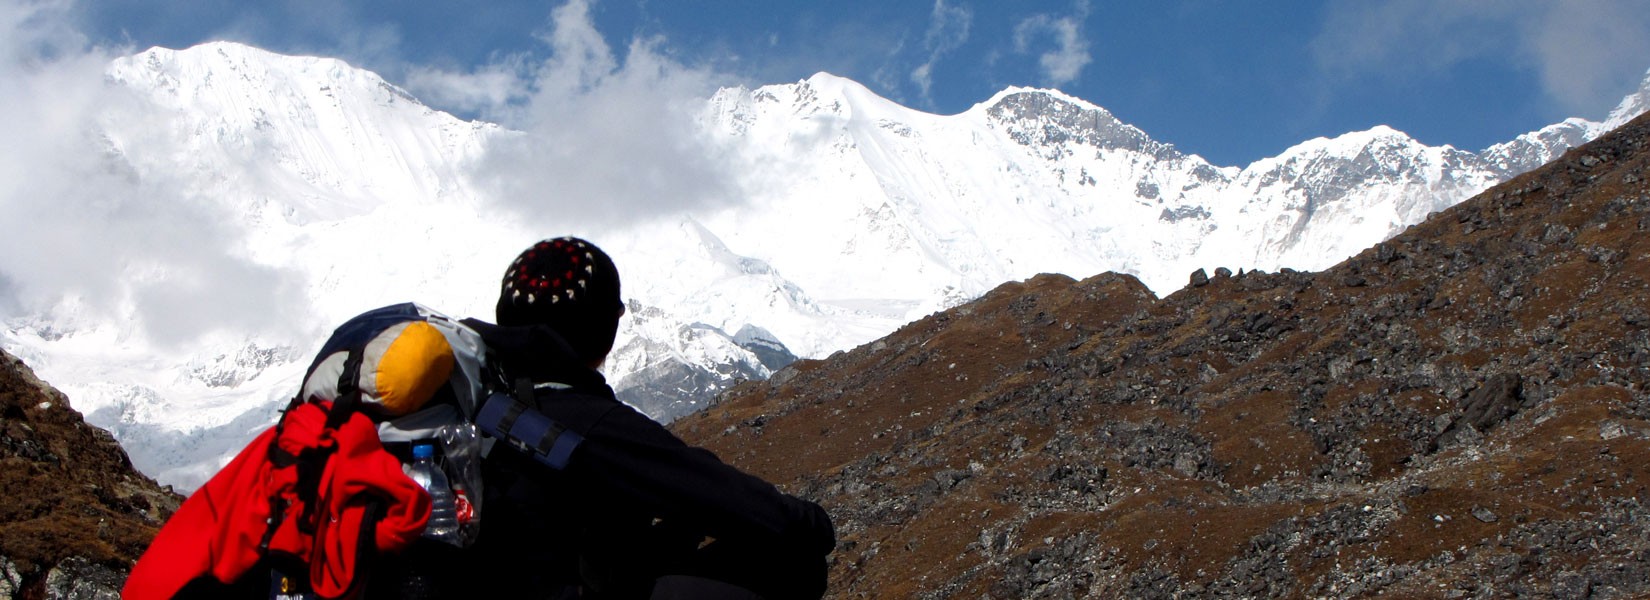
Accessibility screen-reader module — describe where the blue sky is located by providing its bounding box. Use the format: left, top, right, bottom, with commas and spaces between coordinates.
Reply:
48, 0, 1650, 166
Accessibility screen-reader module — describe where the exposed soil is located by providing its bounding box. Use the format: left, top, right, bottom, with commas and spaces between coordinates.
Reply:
673, 113, 1650, 598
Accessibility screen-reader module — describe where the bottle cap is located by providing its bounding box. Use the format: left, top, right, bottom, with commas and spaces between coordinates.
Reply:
413, 444, 435, 459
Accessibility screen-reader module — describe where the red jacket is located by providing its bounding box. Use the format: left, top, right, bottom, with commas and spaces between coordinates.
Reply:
124, 401, 430, 599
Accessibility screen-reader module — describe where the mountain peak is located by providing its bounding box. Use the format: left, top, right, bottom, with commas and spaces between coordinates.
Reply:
1321, 124, 1416, 149
976, 85, 1096, 114
105, 39, 491, 223
117, 40, 419, 108
726, 71, 917, 125
141, 40, 302, 63
801, 71, 856, 90
796, 71, 917, 121
983, 87, 1185, 163
1604, 68, 1650, 131
1249, 125, 1427, 170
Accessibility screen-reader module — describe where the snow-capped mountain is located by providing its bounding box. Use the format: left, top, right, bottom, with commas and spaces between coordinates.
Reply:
2, 41, 1646, 491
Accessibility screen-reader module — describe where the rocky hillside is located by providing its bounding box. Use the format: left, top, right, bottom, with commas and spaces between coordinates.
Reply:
0, 348, 179, 598
673, 112, 1650, 598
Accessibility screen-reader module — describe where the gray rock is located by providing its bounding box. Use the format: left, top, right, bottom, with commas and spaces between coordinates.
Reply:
42, 557, 124, 600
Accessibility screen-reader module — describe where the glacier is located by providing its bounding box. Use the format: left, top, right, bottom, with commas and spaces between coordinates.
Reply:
2, 41, 1647, 491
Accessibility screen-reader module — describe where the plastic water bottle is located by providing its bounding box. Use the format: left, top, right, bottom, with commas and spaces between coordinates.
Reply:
409, 444, 460, 544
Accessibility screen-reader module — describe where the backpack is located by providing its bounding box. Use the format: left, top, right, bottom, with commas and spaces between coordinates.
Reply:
125, 303, 499, 600
296, 302, 493, 549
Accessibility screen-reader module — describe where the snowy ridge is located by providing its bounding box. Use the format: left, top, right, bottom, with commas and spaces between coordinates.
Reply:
1480, 119, 1599, 176
1603, 68, 1650, 132
106, 43, 498, 223
3, 42, 1647, 490
1214, 126, 1499, 270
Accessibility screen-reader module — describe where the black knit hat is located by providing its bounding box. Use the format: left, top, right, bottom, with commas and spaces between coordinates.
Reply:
496, 237, 623, 364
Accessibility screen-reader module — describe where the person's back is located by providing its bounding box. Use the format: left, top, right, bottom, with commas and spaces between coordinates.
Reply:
463, 237, 834, 599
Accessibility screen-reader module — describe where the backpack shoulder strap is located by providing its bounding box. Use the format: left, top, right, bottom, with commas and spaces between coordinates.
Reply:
324, 349, 366, 430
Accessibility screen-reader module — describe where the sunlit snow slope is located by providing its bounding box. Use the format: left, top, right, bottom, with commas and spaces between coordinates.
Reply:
3, 42, 1646, 490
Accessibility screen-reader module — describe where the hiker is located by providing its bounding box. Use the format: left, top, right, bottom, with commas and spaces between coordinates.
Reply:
458, 237, 835, 599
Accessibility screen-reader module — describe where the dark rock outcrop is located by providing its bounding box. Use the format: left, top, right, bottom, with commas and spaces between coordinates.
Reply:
0, 348, 180, 598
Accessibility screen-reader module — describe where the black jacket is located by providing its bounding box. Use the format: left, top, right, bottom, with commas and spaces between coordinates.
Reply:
459, 320, 835, 599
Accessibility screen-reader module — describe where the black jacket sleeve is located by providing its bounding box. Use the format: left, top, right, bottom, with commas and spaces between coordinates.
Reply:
464, 319, 833, 597
556, 395, 835, 557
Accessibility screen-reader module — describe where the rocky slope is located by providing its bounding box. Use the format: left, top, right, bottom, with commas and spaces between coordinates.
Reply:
0, 348, 178, 598
672, 112, 1650, 598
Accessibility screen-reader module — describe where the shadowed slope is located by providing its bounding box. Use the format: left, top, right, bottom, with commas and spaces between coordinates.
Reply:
673, 112, 1650, 598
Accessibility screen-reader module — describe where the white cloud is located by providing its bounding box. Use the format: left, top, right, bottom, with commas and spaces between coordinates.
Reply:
468, 0, 748, 235
910, 0, 973, 105
1313, 0, 1650, 117
0, 0, 755, 350
1312, 1, 1499, 73
909, 62, 934, 100
403, 55, 535, 119
1525, 2, 1650, 114
1013, 3, 1092, 88
868, 36, 909, 105
0, 0, 306, 348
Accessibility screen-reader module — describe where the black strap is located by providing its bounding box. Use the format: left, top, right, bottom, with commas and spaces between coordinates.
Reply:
293, 446, 332, 535
496, 398, 527, 438
259, 496, 287, 554
325, 350, 366, 430
268, 446, 300, 468
491, 377, 534, 439
534, 421, 568, 457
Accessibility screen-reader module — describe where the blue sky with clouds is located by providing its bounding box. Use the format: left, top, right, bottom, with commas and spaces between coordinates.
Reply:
2, 0, 1648, 344
54, 0, 1650, 166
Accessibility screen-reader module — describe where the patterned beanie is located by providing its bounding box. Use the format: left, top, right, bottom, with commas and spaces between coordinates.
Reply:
495, 237, 624, 364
